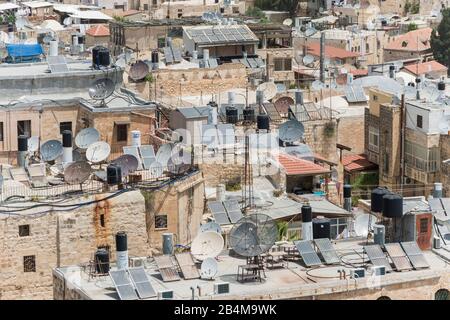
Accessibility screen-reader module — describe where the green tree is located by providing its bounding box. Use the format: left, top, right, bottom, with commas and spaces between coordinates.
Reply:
254, 0, 299, 17
407, 23, 418, 32
431, 8, 450, 67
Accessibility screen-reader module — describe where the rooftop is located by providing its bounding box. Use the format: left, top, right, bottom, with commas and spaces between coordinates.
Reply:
86, 24, 110, 37
306, 43, 360, 60
277, 153, 331, 176
403, 60, 448, 76
384, 28, 432, 52
342, 154, 377, 173
183, 25, 259, 46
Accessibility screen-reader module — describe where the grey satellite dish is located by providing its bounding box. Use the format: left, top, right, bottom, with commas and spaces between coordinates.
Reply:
28, 136, 39, 153
276, 83, 287, 93
111, 154, 139, 177
200, 258, 218, 280
88, 78, 115, 100
305, 27, 317, 37
311, 80, 325, 91
228, 213, 277, 257
63, 17, 72, 26
115, 57, 126, 68
200, 222, 222, 234
64, 161, 92, 185
302, 54, 315, 66
149, 161, 164, 178
279, 119, 304, 143
256, 82, 277, 101
72, 149, 83, 162
129, 60, 149, 81
354, 214, 376, 237
75, 128, 100, 149
423, 86, 440, 101
191, 231, 224, 261
40, 140, 63, 162
86, 141, 111, 163
156, 143, 174, 166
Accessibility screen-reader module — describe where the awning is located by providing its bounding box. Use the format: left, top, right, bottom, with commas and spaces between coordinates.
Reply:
7, 44, 44, 58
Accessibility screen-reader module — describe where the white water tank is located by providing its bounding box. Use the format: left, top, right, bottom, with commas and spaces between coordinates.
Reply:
131, 130, 141, 147
216, 184, 226, 202
208, 106, 218, 125
203, 49, 209, 61
49, 40, 58, 57
228, 91, 236, 105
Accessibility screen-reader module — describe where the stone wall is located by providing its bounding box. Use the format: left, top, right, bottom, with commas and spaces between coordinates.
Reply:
303, 119, 339, 163
439, 134, 450, 197
337, 115, 365, 155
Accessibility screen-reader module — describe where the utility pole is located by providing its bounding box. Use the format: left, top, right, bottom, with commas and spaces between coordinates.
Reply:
320, 32, 325, 83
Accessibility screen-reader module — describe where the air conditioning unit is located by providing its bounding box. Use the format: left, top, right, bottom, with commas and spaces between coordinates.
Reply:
371, 265, 386, 276
350, 268, 365, 279
214, 282, 230, 295
434, 236, 441, 249
158, 290, 174, 300
129, 257, 145, 268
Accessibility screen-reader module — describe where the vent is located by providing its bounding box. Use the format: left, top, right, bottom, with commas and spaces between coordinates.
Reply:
214, 282, 230, 295
350, 268, 365, 279
158, 290, 174, 300
371, 266, 386, 276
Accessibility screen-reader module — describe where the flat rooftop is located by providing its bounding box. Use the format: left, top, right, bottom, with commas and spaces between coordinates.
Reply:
54, 238, 450, 300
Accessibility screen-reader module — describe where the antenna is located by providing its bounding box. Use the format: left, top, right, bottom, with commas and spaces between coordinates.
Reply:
86, 141, 111, 163
75, 127, 100, 149
64, 161, 92, 185
40, 140, 63, 162
200, 258, 218, 280
129, 60, 149, 82
278, 119, 305, 143
190, 231, 224, 261
228, 213, 277, 257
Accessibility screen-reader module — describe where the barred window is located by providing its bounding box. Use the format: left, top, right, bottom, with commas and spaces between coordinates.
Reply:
24, 255, 36, 272
155, 215, 168, 229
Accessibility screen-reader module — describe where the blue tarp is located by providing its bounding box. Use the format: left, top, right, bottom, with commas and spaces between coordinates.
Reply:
6, 44, 44, 59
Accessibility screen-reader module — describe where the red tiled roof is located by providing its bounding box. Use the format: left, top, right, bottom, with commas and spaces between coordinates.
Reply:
307, 43, 360, 59
86, 24, 110, 37
349, 69, 368, 76
403, 60, 447, 76
384, 27, 432, 52
278, 153, 331, 176
342, 154, 377, 172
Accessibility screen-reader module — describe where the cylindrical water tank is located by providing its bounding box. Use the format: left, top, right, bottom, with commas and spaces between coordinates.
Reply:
382, 193, 403, 218
243, 108, 255, 122
389, 65, 395, 78
151, 50, 159, 63
18, 135, 28, 152
295, 90, 303, 105
343, 184, 352, 198
373, 224, 385, 246
257, 114, 270, 131
94, 248, 110, 274
301, 204, 312, 222
228, 91, 236, 105
166, 37, 172, 46
115, 231, 128, 270
7, 24, 13, 33
107, 164, 122, 185
92, 46, 110, 68
162, 233, 174, 255
62, 130, 72, 148
256, 90, 264, 105
371, 187, 389, 213
313, 217, 331, 239
216, 184, 226, 202
49, 40, 58, 56
438, 81, 446, 91
208, 105, 218, 125
203, 49, 209, 61
225, 107, 238, 124
302, 204, 313, 240
434, 182, 443, 199
131, 130, 141, 147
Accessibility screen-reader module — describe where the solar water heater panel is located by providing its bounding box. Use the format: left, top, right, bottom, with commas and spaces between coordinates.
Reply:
128, 267, 157, 299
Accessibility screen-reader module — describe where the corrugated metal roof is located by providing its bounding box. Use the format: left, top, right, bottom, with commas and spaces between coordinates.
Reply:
177, 106, 210, 119
184, 25, 259, 46
345, 85, 368, 103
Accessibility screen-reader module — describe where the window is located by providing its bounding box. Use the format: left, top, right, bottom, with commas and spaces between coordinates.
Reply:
405, 141, 440, 172
17, 120, 31, 138
0, 122, 3, 141
19, 225, 30, 237
368, 126, 380, 152
155, 214, 168, 229
24, 255, 36, 272
330, 218, 348, 239
373, 95, 378, 101
152, 0, 157, 4
116, 124, 128, 142
274, 58, 292, 71
419, 218, 428, 233
100, 214, 105, 228
416, 115, 423, 128
59, 121, 72, 134
143, 3, 148, 10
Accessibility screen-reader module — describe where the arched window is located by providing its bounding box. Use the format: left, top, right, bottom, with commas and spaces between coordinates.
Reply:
377, 296, 391, 300
435, 289, 449, 300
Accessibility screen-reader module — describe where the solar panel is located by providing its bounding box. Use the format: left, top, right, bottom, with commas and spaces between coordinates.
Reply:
208, 58, 218, 68
48, 55, 69, 73
208, 200, 231, 225
314, 238, 340, 264
363, 245, 392, 272
345, 85, 367, 103
247, 58, 258, 69
294, 240, 322, 267
400, 241, 429, 269
171, 46, 182, 63
217, 123, 235, 146
263, 103, 282, 121
109, 270, 139, 300
139, 145, 156, 170
153, 255, 181, 282
223, 199, 243, 223
164, 47, 173, 64
128, 267, 157, 299
384, 243, 413, 271
123, 146, 143, 170
175, 252, 200, 280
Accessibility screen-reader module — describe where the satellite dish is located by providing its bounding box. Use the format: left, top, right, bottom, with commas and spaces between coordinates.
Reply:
200, 258, 218, 280
156, 143, 174, 166
115, 57, 126, 68
302, 54, 315, 66
404, 86, 416, 99
305, 27, 317, 37
149, 161, 164, 178
75, 128, 100, 149
88, 78, 115, 100
40, 140, 63, 162
111, 154, 139, 177
64, 161, 92, 185
86, 141, 111, 163
278, 119, 305, 143
200, 222, 222, 234
63, 17, 72, 26
354, 214, 376, 237
311, 80, 325, 91
190, 231, 224, 261
28, 136, 39, 153
72, 149, 83, 162
228, 213, 277, 257
129, 60, 149, 81
276, 83, 287, 93
283, 18, 293, 26
423, 85, 440, 101
43, 35, 53, 44
256, 82, 277, 101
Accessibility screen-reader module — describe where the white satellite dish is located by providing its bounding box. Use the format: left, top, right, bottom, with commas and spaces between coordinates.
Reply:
75, 127, 100, 149
305, 27, 317, 37
200, 258, 218, 280
200, 222, 222, 234
283, 18, 293, 26
149, 161, 164, 178
422, 85, 440, 102
256, 82, 277, 101
28, 136, 39, 153
63, 17, 72, 26
311, 80, 325, 91
302, 54, 315, 66
354, 214, 376, 237
404, 86, 417, 99
190, 231, 224, 261
86, 141, 111, 163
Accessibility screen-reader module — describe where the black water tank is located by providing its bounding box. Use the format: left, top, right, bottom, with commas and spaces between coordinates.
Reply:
18, 135, 28, 152
92, 46, 110, 69
415, 77, 421, 84
151, 51, 159, 63
225, 106, 238, 124
243, 108, 255, 122
106, 164, 122, 185
94, 248, 110, 274
116, 231, 128, 252
257, 114, 270, 131
62, 130, 72, 148
371, 187, 389, 213
381, 20, 387, 26
382, 193, 403, 218
343, 184, 352, 198
7, 24, 13, 33
301, 204, 312, 223
313, 217, 331, 239
78, 36, 85, 45
438, 81, 446, 91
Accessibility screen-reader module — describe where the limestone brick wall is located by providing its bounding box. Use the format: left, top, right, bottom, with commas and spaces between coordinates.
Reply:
337, 115, 365, 155
198, 163, 244, 187
303, 119, 339, 163
439, 134, 450, 197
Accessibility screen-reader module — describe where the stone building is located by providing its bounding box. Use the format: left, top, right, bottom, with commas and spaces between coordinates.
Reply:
85, 24, 110, 48
383, 28, 433, 63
